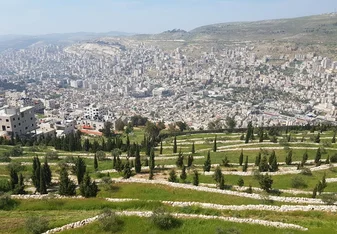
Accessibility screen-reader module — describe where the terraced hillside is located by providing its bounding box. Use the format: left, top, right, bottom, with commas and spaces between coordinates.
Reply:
1, 128, 337, 233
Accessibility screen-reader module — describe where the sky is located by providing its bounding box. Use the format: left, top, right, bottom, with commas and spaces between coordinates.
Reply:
0, 0, 336, 35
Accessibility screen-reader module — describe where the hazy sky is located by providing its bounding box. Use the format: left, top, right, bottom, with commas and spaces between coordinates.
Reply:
0, 0, 336, 35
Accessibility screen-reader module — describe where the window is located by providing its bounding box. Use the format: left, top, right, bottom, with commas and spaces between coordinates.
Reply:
6, 119, 9, 122
14, 125, 16, 128
21, 113, 24, 118
13, 118, 15, 121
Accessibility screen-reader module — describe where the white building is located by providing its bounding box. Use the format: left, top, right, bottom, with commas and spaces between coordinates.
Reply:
0, 106, 37, 136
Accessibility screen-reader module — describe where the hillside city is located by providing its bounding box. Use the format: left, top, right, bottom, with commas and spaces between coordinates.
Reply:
1, 40, 337, 136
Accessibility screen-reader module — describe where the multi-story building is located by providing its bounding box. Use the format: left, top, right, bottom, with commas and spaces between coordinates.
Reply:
0, 106, 37, 136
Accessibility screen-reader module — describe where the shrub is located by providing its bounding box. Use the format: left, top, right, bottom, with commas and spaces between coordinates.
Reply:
320, 194, 337, 205
25, 216, 49, 234
330, 154, 337, 163
0, 194, 16, 210
151, 207, 180, 230
301, 167, 312, 176
9, 146, 24, 157
0, 153, 11, 162
45, 151, 59, 160
99, 209, 124, 233
291, 176, 308, 188
0, 179, 11, 192
237, 177, 244, 187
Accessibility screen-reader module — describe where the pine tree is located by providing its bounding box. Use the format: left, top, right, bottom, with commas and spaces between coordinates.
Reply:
203, 151, 211, 172
123, 160, 132, 179
168, 169, 177, 182
193, 170, 199, 186
255, 152, 261, 166
239, 149, 244, 166
213, 136, 217, 152
79, 173, 98, 198
259, 155, 269, 172
94, 153, 98, 171
159, 140, 163, 154
9, 168, 18, 190
191, 142, 195, 154
285, 150, 292, 165
43, 157, 52, 187
243, 156, 248, 172
58, 166, 76, 196
73, 157, 86, 184
173, 136, 177, 154
187, 155, 194, 167
149, 147, 155, 170
315, 148, 321, 165
39, 166, 47, 194
180, 166, 187, 181
135, 146, 141, 173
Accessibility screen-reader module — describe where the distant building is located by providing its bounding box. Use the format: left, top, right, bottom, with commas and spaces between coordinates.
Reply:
0, 106, 37, 136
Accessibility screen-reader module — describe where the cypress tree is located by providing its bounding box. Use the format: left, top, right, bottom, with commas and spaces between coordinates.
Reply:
33, 157, 41, 192
173, 136, 177, 154
115, 156, 122, 172
213, 136, 217, 152
135, 146, 141, 173
213, 166, 222, 184
193, 170, 199, 186
239, 149, 244, 166
73, 157, 86, 184
203, 151, 211, 172
176, 151, 184, 168
270, 156, 278, 172
149, 167, 154, 180
112, 155, 117, 169
126, 135, 130, 150
243, 156, 248, 172
325, 155, 330, 164
285, 150, 292, 165
39, 167, 47, 194
259, 155, 269, 172
312, 185, 318, 198
315, 148, 321, 165
43, 157, 52, 187
84, 139, 90, 152
219, 174, 225, 190
301, 151, 308, 166
80, 173, 98, 198
191, 142, 195, 154
255, 152, 261, 166
222, 156, 230, 167
245, 121, 253, 143
15, 173, 25, 194
159, 140, 163, 154
168, 169, 177, 182
123, 160, 132, 179
9, 168, 18, 190
314, 133, 320, 143
332, 133, 336, 143
94, 153, 98, 171
269, 150, 276, 165
180, 166, 187, 181
149, 147, 155, 170
187, 155, 194, 167
259, 128, 264, 142
58, 166, 76, 196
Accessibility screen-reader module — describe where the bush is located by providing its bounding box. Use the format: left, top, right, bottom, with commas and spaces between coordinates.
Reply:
0, 153, 11, 162
0, 194, 17, 210
151, 207, 180, 230
301, 167, 312, 176
9, 146, 24, 157
25, 216, 49, 234
320, 194, 337, 205
291, 176, 308, 188
0, 179, 11, 192
330, 154, 337, 163
98, 209, 124, 233
45, 151, 59, 160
